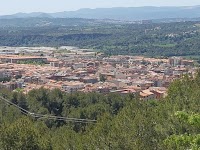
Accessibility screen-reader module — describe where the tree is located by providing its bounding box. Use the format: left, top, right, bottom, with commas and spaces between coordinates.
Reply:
18, 92, 28, 111
99, 74, 106, 82
11, 92, 18, 104
164, 111, 200, 150
0, 117, 51, 150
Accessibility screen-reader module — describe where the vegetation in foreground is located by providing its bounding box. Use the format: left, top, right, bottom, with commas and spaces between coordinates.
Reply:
0, 72, 199, 149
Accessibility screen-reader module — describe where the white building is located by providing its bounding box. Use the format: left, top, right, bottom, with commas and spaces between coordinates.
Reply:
62, 81, 85, 93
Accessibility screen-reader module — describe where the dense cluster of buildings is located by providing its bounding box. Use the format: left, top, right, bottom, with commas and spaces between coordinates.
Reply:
0, 46, 196, 100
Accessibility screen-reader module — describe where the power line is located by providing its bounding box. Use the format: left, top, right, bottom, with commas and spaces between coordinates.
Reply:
0, 96, 97, 124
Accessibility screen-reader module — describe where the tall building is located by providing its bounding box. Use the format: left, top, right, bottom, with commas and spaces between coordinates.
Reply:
169, 57, 182, 66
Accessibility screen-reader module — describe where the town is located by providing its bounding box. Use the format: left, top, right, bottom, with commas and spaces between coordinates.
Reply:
0, 46, 196, 100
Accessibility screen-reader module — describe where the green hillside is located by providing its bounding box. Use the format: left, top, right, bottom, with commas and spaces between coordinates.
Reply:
1, 20, 200, 57
0, 71, 199, 149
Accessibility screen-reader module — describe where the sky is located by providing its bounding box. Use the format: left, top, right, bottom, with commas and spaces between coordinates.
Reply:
1, 0, 200, 15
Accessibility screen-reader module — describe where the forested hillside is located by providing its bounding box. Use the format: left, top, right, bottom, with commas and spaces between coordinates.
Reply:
1, 20, 200, 57
0, 72, 199, 149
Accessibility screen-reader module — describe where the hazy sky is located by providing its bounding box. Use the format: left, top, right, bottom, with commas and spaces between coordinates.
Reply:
1, 0, 200, 15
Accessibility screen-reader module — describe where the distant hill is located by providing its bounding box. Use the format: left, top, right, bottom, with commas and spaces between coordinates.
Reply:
0, 18, 128, 28
0, 12, 52, 19
1, 6, 200, 21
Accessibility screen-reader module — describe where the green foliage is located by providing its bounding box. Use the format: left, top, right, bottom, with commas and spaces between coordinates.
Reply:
1, 21, 200, 57
99, 74, 106, 82
15, 74, 22, 79
0, 72, 200, 149
0, 77, 11, 82
164, 112, 200, 150
0, 117, 51, 150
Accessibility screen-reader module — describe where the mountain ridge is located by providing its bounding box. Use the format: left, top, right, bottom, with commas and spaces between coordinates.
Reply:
1, 6, 200, 21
